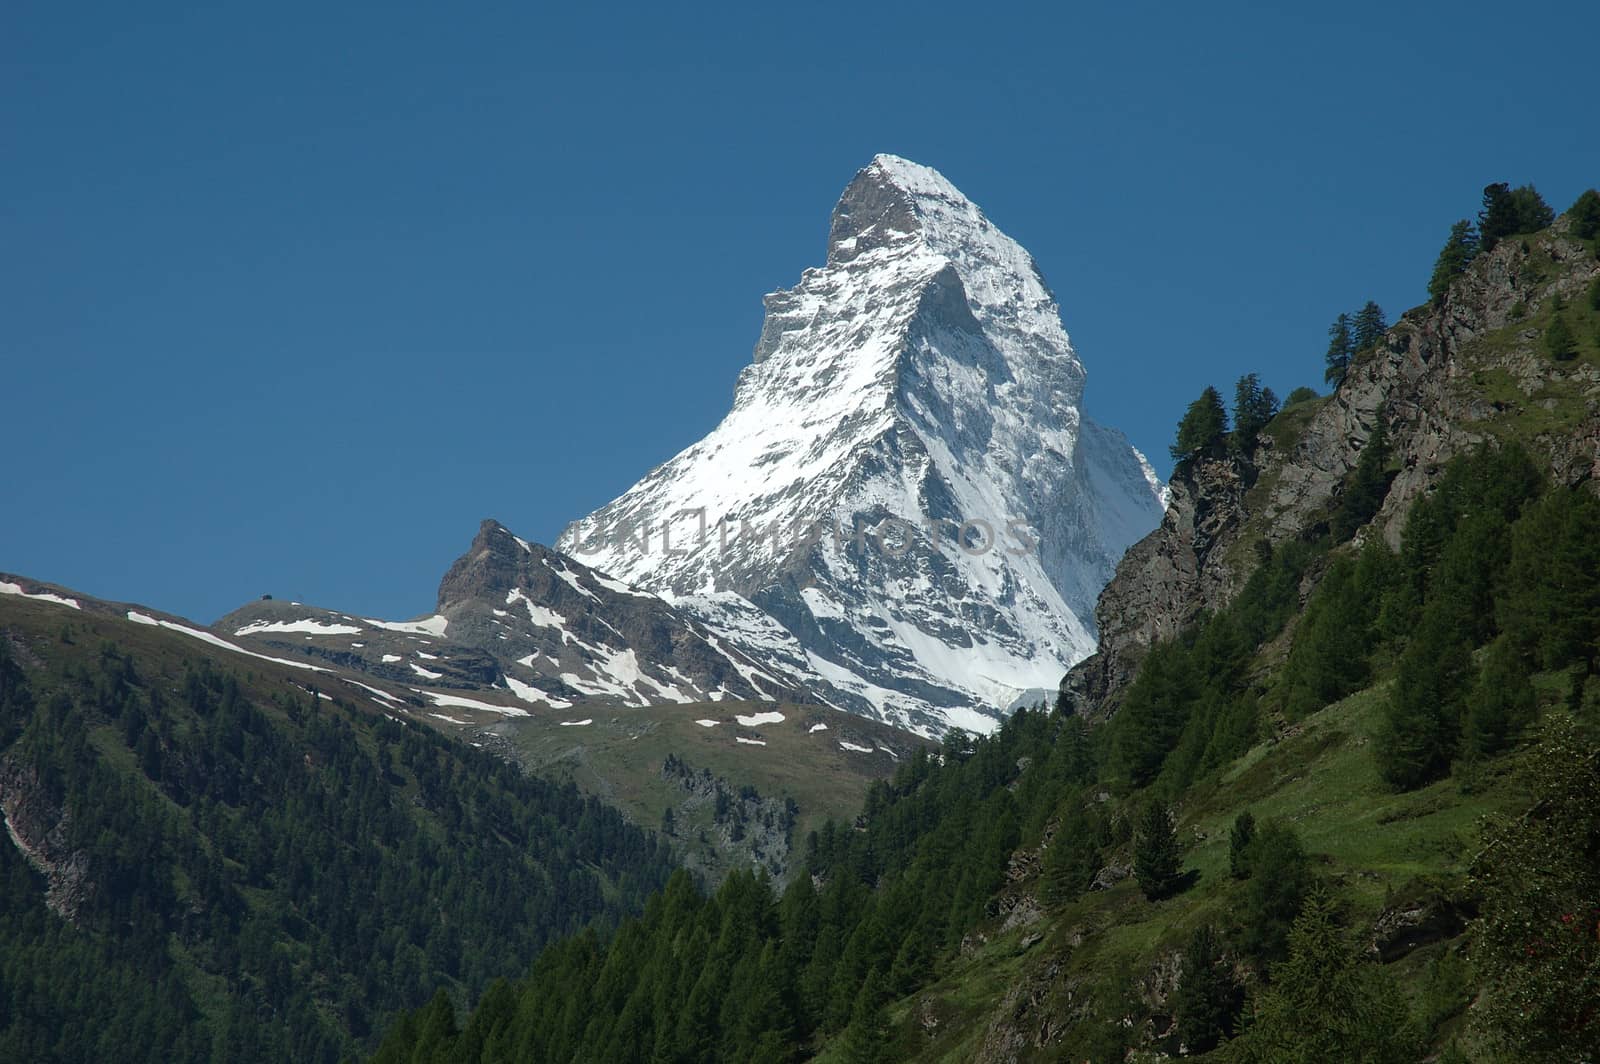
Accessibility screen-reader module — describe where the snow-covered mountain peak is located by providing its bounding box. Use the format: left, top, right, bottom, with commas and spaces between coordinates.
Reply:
559, 156, 1165, 734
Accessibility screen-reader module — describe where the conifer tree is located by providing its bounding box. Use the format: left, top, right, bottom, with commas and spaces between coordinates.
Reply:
1170, 386, 1229, 465
1228, 810, 1255, 879
1237, 821, 1314, 964
1329, 414, 1391, 543
1480, 182, 1555, 250
1461, 636, 1536, 763
1470, 714, 1600, 1061
1324, 314, 1354, 386
1039, 803, 1104, 905
838, 967, 890, 1064
1174, 924, 1240, 1054
1428, 220, 1480, 304
1232, 373, 1280, 452
1235, 891, 1419, 1062
1351, 300, 1387, 352
1545, 295, 1576, 361
1569, 188, 1600, 240
1133, 801, 1183, 900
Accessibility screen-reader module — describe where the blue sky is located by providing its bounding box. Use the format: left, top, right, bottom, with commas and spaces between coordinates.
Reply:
4, 0, 1597, 623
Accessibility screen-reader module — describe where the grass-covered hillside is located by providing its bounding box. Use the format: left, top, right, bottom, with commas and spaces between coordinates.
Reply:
497, 701, 926, 884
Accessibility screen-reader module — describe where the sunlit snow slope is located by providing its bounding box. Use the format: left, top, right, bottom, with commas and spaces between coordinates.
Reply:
560, 155, 1165, 734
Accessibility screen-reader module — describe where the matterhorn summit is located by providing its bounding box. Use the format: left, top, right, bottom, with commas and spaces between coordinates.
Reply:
560, 155, 1165, 734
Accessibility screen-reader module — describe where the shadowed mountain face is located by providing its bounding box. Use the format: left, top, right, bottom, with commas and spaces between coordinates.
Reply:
560, 155, 1165, 734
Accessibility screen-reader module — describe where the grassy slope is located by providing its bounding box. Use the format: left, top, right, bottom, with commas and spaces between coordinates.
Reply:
496, 702, 924, 882
862, 679, 1519, 1062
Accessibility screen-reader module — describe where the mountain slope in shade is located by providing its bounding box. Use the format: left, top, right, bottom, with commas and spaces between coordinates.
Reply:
560, 155, 1165, 733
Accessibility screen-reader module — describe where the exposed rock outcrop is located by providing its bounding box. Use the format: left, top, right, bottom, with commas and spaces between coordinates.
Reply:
0, 758, 92, 923
1063, 216, 1600, 716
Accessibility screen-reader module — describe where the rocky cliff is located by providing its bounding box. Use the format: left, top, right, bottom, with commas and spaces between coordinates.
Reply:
1063, 213, 1600, 716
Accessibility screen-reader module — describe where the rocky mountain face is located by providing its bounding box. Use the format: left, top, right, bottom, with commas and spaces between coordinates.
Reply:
218, 520, 794, 714
560, 155, 1166, 734
1063, 214, 1600, 717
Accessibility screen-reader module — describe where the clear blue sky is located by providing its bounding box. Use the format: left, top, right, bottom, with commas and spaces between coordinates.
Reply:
4, 0, 1596, 623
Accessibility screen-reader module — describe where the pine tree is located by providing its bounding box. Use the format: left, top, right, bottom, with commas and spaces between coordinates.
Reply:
1324, 314, 1354, 386
1567, 188, 1600, 240
1228, 810, 1255, 879
1329, 414, 1391, 542
1235, 891, 1419, 1063
1470, 714, 1600, 1061
1238, 820, 1314, 964
1170, 386, 1229, 465
838, 967, 890, 1064
1133, 801, 1183, 900
1480, 182, 1555, 250
1173, 924, 1240, 1054
1351, 300, 1387, 352
1427, 220, 1480, 304
1544, 295, 1576, 361
1039, 803, 1104, 905
1461, 636, 1535, 762
1378, 616, 1472, 790
1232, 373, 1280, 453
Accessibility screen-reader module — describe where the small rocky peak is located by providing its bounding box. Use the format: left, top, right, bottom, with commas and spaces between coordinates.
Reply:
436, 519, 539, 610
826, 156, 924, 265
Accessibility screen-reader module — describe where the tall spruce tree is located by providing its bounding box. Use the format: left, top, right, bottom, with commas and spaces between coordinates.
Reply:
1480, 182, 1555, 250
1229, 811, 1256, 879
1569, 188, 1600, 240
1544, 296, 1576, 361
1351, 301, 1387, 352
1324, 314, 1354, 386
1329, 415, 1391, 542
1173, 924, 1241, 1054
1235, 891, 1419, 1063
1428, 220, 1480, 304
1133, 801, 1184, 901
1232, 373, 1280, 453
1170, 386, 1229, 465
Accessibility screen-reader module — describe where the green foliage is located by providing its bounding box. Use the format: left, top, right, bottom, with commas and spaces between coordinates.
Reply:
1279, 542, 1398, 719
1566, 187, 1600, 240
1132, 801, 1183, 901
1325, 313, 1354, 386
1460, 636, 1536, 763
1374, 444, 1551, 789
1236, 821, 1313, 965
1283, 386, 1319, 407
1352, 300, 1388, 352
1544, 295, 1576, 360
1170, 385, 1229, 465
1228, 810, 1255, 879
1329, 416, 1393, 543
1428, 219, 1480, 304
1469, 714, 1600, 1062
1479, 182, 1555, 251
1498, 486, 1600, 672
1110, 538, 1316, 790
1589, 274, 1600, 312
0, 637, 674, 1063
1234, 890, 1420, 1063
1038, 798, 1107, 906
1232, 373, 1280, 453
1172, 924, 1240, 1054
375, 706, 1084, 1063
